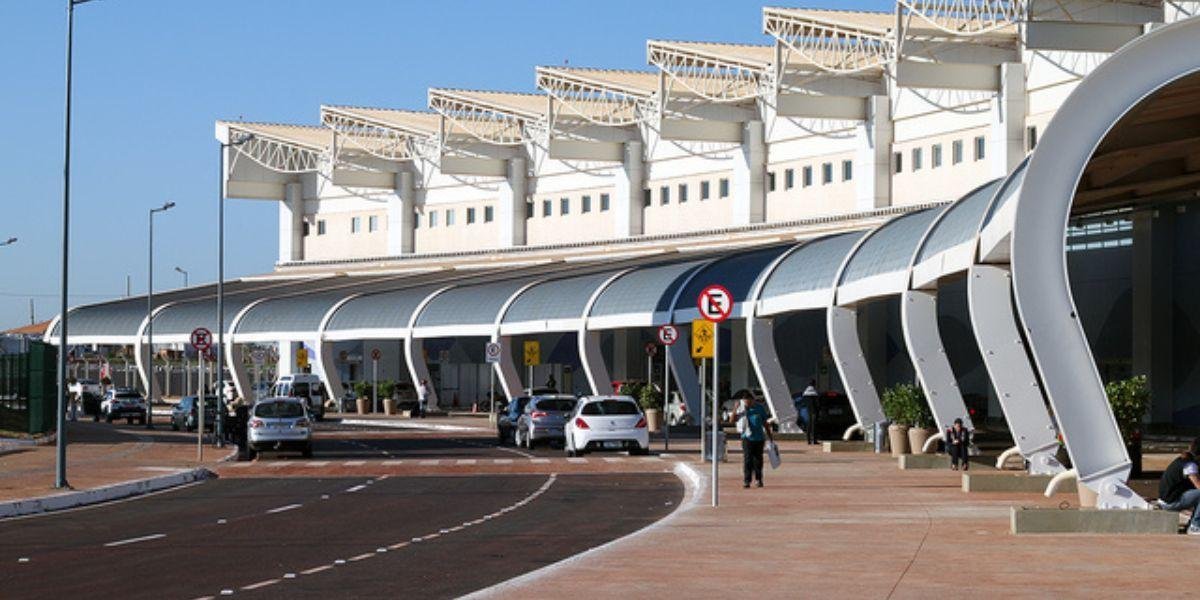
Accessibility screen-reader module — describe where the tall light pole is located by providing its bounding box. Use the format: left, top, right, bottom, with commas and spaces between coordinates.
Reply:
146, 201, 175, 429
57, 0, 97, 490
217, 134, 252, 448
0, 237, 16, 247
174, 266, 189, 288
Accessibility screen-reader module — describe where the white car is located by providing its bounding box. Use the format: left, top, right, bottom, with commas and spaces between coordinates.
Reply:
70, 379, 101, 397
247, 397, 313, 459
564, 395, 649, 457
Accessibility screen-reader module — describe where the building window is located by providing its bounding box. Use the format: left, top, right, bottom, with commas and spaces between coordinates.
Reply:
368, 215, 379, 232
581, 195, 592, 213
952, 140, 964, 165
350, 216, 361, 233
842, 160, 853, 182
643, 188, 652, 207
429, 211, 438, 227
542, 200, 552, 217
1027, 126, 1038, 151
700, 181, 710, 200
767, 171, 776, 192
974, 135, 986, 161
894, 152, 903, 174
414, 213, 420, 228
931, 144, 943, 168
317, 220, 327, 235
784, 168, 795, 190
445, 209, 455, 226
485, 206, 495, 222
560, 197, 569, 215
525, 201, 533, 220
660, 185, 670, 205
678, 183, 688, 203
466, 207, 476, 224
821, 162, 833, 184
600, 193, 610, 211
718, 178, 730, 198
912, 148, 923, 171
302, 222, 310, 237
803, 166, 813, 187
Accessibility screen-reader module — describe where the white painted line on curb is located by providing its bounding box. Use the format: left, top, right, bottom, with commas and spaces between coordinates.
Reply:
382, 460, 405, 466
418, 459, 440, 465
344, 461, 366, 466
104, 533, 166, 547
301, 565, 332, 575
305, 461, 329, 467
456, 459, 477, 465
493, 458, 513, 464
241, 578, 280, 590
266, 503, 302, 515
530, 458, 550, 464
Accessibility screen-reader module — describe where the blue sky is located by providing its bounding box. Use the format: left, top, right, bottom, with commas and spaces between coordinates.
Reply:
0, 0, 893, 330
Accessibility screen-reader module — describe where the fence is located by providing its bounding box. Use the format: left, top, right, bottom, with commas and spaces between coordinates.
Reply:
0, 342, 57, 435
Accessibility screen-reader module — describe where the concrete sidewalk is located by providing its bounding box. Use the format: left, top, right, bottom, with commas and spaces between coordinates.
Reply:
0, 420, 231, 504
482, 440, 1196, 599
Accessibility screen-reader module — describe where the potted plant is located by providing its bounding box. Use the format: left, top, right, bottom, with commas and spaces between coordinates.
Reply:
379, 380, 397, 415
353, 380, 371, 415
881, 384, 914, 456
1105, 375, 1150, 479
638, 384, 664, 432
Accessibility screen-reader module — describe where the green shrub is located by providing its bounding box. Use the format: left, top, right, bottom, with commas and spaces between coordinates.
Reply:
353, 380, 371, 399
881, 383, 933, 428
1105, 375, 1150, 444
378, 379, 396, 400
638, 384, 663, 411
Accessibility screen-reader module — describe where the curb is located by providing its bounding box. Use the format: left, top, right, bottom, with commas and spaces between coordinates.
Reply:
338, 419, 486, 433
0, 433, 57, 448
0, 467, 217, 520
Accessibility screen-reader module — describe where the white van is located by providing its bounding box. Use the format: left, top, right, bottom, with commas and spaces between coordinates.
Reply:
270, 374, 326, 421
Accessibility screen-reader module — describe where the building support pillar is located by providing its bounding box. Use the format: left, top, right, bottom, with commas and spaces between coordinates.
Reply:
278, 341, 297, 376
827, 305, 886, 439
388, 170, 416, 255
499, 158, 528, 247
855, 95, 893, 211
316, 339, 345, 404
666, 337, 701, 419
493, 335, 524, 399
747, 316, 798, 432
731, 120, 765, 225
990, 63, 1027, 179
730, 319, 750, 391
901, 290, 974, 434
578, 329, 612, 395
1133, 210, 1174, 423
613, 141, 645, 238
403, 337, 440, 410
279, 182, 304, 262
226, 344, 252, 403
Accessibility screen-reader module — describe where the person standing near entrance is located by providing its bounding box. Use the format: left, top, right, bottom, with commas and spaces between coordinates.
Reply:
416, 379, 429, 419
802, 380, 820, 445
738, 394, 774, 488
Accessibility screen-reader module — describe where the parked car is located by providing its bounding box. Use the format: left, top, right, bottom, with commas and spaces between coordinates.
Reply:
564, 395, 649, 456
247, 397, 313, 459
170, 395, 219, 432
666, 391, 692, 426
252, 381, 272, 402
514, 395, 577, 448
70, 379, 101, 398
270, 374, 326, 421
80, 391, 103, 421
101, 388, 147, 424
497, 395, 532, 445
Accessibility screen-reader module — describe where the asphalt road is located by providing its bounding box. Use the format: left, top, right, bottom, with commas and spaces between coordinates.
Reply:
0, 472, 682, 599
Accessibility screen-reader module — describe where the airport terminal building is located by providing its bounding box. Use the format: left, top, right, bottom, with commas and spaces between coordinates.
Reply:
48, 2, 1200, 507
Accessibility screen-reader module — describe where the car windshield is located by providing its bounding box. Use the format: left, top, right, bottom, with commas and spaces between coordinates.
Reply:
115, 392, 141, 399
581, 400, 639, 416
511, 397, 531, 415
533, 398, 576, 412
254, 401, 305, 418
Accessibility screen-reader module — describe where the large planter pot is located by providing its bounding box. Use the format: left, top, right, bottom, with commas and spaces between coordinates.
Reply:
908, 427, 934, 455
383, 398, 397, 416
645, 409, 662, 433
888, 424, 910, 457
356, 397, 370, 415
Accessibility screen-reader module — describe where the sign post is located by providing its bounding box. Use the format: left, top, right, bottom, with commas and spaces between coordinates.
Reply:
371, 348, 382, 414
190, 328, 213, 461
643, 341, 657, 402
485, 341, 501, 424
698, 285, 733, 508
523, 340, 540, 392
692, 319, 715, 461
657, 325, 678, 451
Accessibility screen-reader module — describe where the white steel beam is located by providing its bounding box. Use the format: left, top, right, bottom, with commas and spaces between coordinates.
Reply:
546, 138, 624, 162
855, 96, 894, 211
659, 118, 743, 143
827, 305, 887, 435
1024, 21, 1145, 52
895, 60, 1001, 90
747, 315, 798, 432
901, 290, 974, 434
775, 94, 868, 120
437, 156, 508, 177
614, 141, 645, 237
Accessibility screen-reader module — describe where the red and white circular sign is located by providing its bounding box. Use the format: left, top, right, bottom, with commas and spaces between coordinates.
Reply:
657, 324, 679, 346
644, 341, 658, 357
190, 327, 213, 351
371, 348, 382, 361
697, 284, 733, 323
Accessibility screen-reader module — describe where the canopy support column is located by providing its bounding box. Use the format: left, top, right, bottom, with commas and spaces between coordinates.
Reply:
747, 315, 797, 432
666, 337, 701, 419
316, 340, 344, 407
279, 182, 303, 262
968, 265, 1063, 475
388, 170, 416, 255
990, 63, 1026, 179
855, 95, 893, 211
901, 290, 974, 434
278, 340, 298, 376
578, 329, 612, 396
613, 141, 645, 238
827, 305, 885, 439
404, 337, 440, 410
226, 344, 252, 404
493, 336, 524, 399
731, 120, 765, 225
499, 158, 528, 247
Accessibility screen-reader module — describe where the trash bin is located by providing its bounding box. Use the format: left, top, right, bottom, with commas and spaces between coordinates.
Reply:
704, 430, 727, 462
873, 420, 889, 454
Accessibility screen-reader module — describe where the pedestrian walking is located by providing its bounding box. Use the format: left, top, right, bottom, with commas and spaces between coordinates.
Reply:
802, 380, 820, 445
947, 418, 971, 471
736, 393, 774, 488
416, 379, 429, 419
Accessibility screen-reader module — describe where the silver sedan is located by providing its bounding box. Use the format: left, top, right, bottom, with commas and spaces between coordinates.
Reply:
515, 395, 577, 449
247, 397, 314, 459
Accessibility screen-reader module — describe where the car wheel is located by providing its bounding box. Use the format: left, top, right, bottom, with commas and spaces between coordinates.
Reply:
302, 444, 313, 459
514, 428, 524, 448
526, 433, 536, 449
246, 447, 257, 461
138, 416, 146, 425
126, 417, 134, 425
105, 413, 113, 424
171, 422, 179, 431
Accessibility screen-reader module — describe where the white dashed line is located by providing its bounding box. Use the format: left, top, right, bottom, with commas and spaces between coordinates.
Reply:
219, 590, 234, 596
301, 565, 332, 575
349, 552, 374, 562
283, 573, 296, 579
566, 457, 588, 464
17, 557, 30, 563
493, 458, 513, 464
216, 518, 227, 524
344, 460, 366, 467
266, 503, 302, 514
418, 459, 440, 465
104, 533, 166, 547
345, 484, 367, 493
456, 459, 477, 465
305, 461, 329, 467
530, 458, 551, 464
603, 457, 622, 463
382, 460, 405, 466
241, 579, 280, 591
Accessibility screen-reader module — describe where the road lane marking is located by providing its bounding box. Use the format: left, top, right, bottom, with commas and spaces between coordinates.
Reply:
530, 458, 550, 464
344, 460, 366, 466
241, 579, 280, 590
216, 519, 227, 524
266, 503, 302, 514
456, 459, 477, 465
418, 459, 440, 465
283, 573, 296, 579
349, 552, 374, 562
301, 565, 332, 575
382, 460, 405, 465
104, 533, 166, 547
567, 457, 587, 463
493, 458, 513, 464
219, 590, 234, 596
603, 457, 622, 462
17, 557, 29, 563
305, 461, 329, 467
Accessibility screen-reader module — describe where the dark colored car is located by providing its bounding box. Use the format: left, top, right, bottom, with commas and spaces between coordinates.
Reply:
170, 396, 219, 432
80, 392, 102, 421
497, 396, 532, 445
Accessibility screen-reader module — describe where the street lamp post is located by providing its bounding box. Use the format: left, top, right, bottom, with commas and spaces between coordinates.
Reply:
57, 0, 97, 490
217, 135, 252, 448
174, 266, 189, 288
146, 201, 175, 429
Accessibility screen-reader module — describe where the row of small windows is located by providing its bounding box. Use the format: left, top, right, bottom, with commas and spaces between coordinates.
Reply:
416, 205, 495, 228
643, 178, 731, 207
768, 160, 853, 192
526, 192, 612, 219
307, 215, 381, 237
895, 135, 987, 174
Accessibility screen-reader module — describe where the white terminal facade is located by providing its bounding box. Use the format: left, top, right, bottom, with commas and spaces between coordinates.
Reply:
51, 2, 1200, 508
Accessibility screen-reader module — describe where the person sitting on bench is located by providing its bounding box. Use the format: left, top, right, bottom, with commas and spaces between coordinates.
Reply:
1155, 437, 1200, 535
